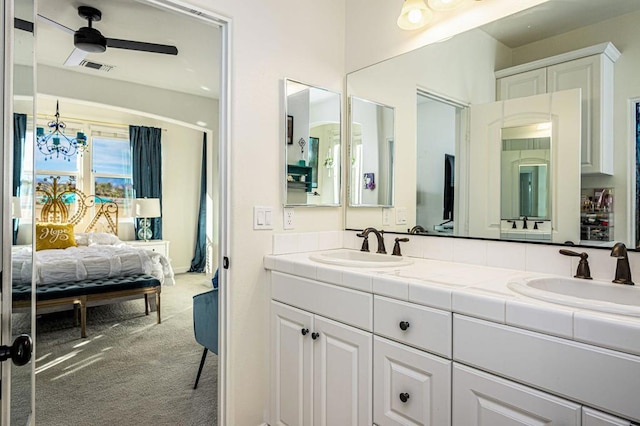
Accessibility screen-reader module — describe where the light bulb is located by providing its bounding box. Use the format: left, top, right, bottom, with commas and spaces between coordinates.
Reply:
408, 9, 423, 23
397, 0, 432, 30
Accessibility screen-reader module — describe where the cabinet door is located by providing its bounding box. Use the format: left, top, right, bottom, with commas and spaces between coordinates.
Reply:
313, 315, 372, 426
453, 364, 581, 426
497, 68, 547, 100
374, 336, 451, 426
547, 55, 613, 175
271, 301, 314, 426
582, 407, 632, 426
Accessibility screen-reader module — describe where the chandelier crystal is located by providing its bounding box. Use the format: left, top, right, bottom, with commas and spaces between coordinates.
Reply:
36, 101, 87, 162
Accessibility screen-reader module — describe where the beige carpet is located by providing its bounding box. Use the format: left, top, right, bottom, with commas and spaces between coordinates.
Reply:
12, 273, 217, 426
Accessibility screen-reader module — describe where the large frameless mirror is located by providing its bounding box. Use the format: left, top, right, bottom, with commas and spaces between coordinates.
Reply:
348, 96, 395, 207
284, 79, 341, 207
345, 1, 639, 249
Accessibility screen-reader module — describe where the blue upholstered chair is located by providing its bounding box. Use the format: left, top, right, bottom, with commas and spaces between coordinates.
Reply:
192, 285, 218, 389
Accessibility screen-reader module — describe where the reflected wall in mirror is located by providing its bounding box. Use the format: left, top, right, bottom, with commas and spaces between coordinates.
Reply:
348, 96, 395, 207
284, 79, 341, 206
345, 0, 640, 248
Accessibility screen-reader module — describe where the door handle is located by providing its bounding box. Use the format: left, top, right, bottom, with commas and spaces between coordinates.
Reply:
0, 334, 32, 366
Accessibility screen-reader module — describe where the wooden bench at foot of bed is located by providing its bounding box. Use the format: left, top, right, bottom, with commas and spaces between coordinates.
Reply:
12, 274, 162, 338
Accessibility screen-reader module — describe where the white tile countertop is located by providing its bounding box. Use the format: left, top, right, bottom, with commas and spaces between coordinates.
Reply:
264, 249, 640, 357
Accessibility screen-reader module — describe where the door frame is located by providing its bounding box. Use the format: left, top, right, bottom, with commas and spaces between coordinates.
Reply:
0, 0, 233, 424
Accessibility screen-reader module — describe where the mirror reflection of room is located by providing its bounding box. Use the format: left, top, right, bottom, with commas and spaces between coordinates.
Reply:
285, 79, 341, 206
348, 96, 395, 207
345, 1, 638, 248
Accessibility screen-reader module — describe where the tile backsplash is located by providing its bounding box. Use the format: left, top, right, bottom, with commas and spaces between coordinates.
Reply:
273, 230, 640, 282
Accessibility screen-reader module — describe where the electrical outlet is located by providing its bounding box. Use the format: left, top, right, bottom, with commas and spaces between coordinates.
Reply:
284, 208, 295, 230
396, 207, 407, 225
382, 208, 391, 226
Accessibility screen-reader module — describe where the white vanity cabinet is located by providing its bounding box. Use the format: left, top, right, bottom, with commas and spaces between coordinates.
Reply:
453, 363, 581, 425
374, 336, 451, 426
270, 272, 373, 426
496, 42, 620, 175
372, 296, 453, 425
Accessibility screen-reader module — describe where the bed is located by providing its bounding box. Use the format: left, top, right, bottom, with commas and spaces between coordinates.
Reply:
12, 176, 174, 337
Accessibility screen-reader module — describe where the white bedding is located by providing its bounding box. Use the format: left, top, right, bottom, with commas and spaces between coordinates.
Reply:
12, 242, 175, 286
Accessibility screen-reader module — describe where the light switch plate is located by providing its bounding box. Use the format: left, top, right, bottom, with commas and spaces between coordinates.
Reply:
253, 206, 274, 230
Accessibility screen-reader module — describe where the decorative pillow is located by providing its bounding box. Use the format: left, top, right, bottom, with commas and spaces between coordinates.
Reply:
35, 223, 77, 251
88, 232, 121, 246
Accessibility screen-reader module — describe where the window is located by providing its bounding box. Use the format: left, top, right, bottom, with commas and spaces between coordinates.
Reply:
33, 124, 133, 222
92, 136, 133, 218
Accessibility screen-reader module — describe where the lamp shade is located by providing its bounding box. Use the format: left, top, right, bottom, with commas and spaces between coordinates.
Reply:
397, 0, 432, 30
12, 197, 22, 219
135, 198, 161, 218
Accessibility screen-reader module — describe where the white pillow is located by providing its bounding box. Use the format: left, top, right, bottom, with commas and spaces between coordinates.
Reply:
88, 232, 121, 246
75, 233, 90, 246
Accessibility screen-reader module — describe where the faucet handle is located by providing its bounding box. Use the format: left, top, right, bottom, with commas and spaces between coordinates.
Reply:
507, 220, 517, 229
533, 221, 544, 230
392, 238, 410, 256
559, 249, 592, 280
357, 234, 370, 252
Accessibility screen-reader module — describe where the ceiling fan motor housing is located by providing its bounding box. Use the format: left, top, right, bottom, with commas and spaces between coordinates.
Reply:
74, 27, 106, 53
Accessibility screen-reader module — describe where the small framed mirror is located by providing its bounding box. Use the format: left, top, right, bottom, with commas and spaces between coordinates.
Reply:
348, 96, 395, 207
284, 79, 341, 206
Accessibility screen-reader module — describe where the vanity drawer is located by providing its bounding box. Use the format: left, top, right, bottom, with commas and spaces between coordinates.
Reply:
271, 271, 373, 331
374, 296, 451, 358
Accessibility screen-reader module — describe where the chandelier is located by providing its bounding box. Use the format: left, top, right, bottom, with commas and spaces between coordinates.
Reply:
36, 101, 87, 161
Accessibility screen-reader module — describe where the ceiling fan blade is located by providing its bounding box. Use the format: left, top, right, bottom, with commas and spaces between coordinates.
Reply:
37, 14, 75, 35
106, 38, 178, 55
64, 48, 88, 66
14, 18, 34, 33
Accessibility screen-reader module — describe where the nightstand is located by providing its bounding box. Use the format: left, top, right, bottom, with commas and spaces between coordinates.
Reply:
125, 240, 170, 259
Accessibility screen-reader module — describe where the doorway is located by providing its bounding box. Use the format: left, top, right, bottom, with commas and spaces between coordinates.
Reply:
3, 0, 230, 424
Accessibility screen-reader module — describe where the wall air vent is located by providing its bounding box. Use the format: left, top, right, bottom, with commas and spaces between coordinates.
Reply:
79, 60, 114, 72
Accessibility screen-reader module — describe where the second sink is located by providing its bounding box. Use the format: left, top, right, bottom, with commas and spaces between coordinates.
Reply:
507, 276, 640, 317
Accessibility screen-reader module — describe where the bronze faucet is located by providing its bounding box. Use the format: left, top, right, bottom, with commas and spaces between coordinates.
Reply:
610, 242, 634, 285
357, 227, 386, 254
407, 225, 427, 234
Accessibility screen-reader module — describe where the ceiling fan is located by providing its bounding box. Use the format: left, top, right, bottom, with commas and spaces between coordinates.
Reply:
38, 5, 178, 67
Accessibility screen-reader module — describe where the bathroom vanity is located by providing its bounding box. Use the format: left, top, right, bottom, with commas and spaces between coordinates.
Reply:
265, 249, 640, 426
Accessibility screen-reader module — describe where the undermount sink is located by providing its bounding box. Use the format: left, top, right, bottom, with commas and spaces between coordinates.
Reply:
309, 249, 413, 268
507, 276, 640, 317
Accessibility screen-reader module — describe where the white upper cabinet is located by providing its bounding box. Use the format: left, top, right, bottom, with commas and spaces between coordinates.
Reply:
496, 42, 620, 175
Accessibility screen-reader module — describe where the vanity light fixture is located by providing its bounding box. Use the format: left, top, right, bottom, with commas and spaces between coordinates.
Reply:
397, 0, 432, 30
427, 0, 465, 11
36, 100, 87, 162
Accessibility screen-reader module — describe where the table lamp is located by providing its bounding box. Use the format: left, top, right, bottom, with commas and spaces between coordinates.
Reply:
135, 198, 161, 241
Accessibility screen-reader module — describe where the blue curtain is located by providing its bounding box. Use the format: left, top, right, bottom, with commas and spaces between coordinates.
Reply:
130, 125, 163, 240
189, 134, 208, 273
13, 113, 26, 245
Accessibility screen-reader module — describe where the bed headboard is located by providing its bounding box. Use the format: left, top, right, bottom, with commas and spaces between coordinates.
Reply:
36, 176, 119, 235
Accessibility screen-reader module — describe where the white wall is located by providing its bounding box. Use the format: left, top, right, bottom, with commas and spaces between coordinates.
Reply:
188, 0, 346, 424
